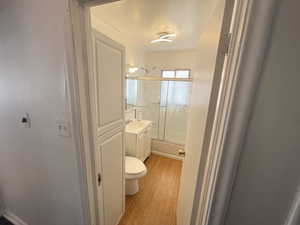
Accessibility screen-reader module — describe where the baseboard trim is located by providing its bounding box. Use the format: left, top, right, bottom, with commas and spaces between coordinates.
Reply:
151, 151, 183, 161
115, 210, 124, 225
3, 211, 28, 225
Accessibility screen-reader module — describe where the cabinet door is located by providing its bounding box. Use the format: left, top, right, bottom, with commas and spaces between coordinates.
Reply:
144, 129, 152, 159
90, 30, 125, 225
137, 132, 145, 161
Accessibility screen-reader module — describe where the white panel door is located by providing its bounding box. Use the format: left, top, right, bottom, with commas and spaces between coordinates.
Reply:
100, 132, 124, 225
90, 29, 125, 225
93, 30, 124, 136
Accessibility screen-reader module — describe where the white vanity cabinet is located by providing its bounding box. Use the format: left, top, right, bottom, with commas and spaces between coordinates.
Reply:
125, 120, 152, 162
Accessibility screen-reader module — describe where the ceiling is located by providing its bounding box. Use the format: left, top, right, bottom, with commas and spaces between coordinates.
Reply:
91, 0, 220, 51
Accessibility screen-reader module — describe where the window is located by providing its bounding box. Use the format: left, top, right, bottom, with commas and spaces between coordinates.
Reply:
162, 69, 190, 79
162, 70, 176, 78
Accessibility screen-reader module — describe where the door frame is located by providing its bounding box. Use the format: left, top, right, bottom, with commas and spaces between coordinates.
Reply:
64, 0, 277, 225
205, 1, 280, 225
190, 0, 251, 224
66, 1, 125, 225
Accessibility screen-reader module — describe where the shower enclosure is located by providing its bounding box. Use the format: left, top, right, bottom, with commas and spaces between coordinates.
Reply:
126, 77, 192, 146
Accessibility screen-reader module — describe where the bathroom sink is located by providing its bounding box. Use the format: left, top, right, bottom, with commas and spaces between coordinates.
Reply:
126, 120, 152, 134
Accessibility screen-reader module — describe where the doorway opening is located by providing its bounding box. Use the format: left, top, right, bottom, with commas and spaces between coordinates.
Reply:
90, 1, 197, 221
70, 0, 244, 224
88, 0, 225, 223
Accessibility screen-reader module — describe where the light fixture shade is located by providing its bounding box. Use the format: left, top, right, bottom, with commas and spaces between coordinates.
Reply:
150, 32, 176, 44
150, 39, 173, 44
160, 33, 176, 39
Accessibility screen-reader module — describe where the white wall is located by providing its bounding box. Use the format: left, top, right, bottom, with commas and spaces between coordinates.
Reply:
0, 1, 84, 225
224, 1, 300, 225
177, 0, 225, 224
91, 13, 144, 69
144, 50, 199, 76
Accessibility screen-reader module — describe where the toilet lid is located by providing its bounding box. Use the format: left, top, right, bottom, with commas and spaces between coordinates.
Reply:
125, 156, 146, 175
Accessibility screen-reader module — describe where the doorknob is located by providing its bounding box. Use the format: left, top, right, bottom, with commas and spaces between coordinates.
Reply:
178, 149, 186, 156
97, 173, 102, 186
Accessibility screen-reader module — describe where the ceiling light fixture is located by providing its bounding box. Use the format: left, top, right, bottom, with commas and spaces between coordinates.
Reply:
128, 67, 138, 73
128, 67, 139, 73
160, 33, 176, 39
150, 32, 176, 44
151, 39, 173, 43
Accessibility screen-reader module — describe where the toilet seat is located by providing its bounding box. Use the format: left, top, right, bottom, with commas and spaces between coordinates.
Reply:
125, 156, 147, 179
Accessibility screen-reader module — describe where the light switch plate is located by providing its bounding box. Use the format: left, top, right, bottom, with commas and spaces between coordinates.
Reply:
56, 120, 71, 137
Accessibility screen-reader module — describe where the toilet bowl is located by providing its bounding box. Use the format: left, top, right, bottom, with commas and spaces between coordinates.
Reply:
125, 156, 147, 195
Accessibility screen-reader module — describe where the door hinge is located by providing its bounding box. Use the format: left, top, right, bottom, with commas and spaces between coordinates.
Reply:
97, 173, 102, 186
222, 33, 232, 55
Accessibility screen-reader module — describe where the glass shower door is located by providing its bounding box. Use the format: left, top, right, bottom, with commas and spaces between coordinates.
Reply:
160, 81, 191, 145
136, 80, 161, 139
125, 78, 192, 146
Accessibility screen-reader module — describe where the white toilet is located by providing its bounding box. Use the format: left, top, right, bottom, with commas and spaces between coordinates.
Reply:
125, 156, 147, 195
